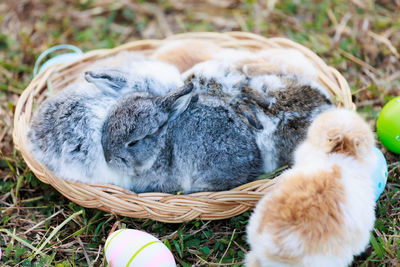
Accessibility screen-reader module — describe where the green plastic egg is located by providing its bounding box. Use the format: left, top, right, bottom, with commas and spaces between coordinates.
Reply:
377, 96, 400, 154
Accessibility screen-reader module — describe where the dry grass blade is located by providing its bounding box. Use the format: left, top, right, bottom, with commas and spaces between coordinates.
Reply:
32, 210, 83, 257
0, 229, 46, 257
368, 31, 399, 58
218, 228, 236, 264
23, 209, 63, 235
77, 237, 91, 266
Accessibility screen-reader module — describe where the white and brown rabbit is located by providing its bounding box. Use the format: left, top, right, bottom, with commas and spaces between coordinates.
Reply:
246, 108, 377, 267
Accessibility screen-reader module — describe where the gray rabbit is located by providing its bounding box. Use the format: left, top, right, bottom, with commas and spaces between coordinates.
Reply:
28, 58, 183, 189
100, 83, 263, 193
183, 57, 334, 172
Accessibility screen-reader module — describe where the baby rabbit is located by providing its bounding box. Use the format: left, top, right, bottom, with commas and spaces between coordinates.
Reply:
101, 83, 263, 193
183, 56, 333, 172
28, 57, 183, 189
152, 39, 221, 72
246, 108, 377, 267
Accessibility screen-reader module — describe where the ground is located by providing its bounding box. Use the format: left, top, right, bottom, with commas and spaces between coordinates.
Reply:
0, 0, 399, 266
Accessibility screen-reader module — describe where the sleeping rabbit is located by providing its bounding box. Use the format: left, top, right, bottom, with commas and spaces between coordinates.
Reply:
100, 83, 263, 193
28, 56, 183, 189
183, 56, 333, 172
246, 108, 377, 267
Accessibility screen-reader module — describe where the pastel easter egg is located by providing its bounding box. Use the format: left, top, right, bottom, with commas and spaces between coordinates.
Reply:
371, 147, 388, 201
105, 229, 176, 267
38, 53, 82, 74
377, 96, 400, 154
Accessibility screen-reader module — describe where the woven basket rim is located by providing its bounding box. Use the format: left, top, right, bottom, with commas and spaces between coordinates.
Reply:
13, 31, 354, 223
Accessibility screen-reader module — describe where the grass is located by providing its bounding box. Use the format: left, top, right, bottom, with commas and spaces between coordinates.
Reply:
0, 0, 399, 266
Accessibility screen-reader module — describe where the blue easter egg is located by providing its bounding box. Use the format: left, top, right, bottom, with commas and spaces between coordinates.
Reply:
39, 53, 82, 74
371, 147, 388, 201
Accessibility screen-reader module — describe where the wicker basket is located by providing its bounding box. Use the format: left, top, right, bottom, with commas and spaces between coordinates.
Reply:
13, 32, 354, 223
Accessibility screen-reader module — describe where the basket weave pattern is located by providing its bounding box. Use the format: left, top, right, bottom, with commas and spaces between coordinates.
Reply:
13, 32, 353, 223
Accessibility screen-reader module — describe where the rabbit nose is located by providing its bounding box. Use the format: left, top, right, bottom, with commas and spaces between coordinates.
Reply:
84, 71, 95, 82
104, 150, 111, 163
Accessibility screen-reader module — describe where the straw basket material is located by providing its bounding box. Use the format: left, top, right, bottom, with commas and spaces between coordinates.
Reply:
13, 32, 354, 223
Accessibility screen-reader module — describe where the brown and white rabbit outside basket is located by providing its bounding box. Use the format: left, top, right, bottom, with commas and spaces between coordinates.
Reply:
14, 32, 357, 224
245, 108, 377, 267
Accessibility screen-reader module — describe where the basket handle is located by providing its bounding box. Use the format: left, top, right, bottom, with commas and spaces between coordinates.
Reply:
33, 44, 83, 77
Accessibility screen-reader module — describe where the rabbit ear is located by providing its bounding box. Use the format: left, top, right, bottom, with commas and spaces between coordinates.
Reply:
85, 69, 127, 91
161, 83, 194, 121
327, 130, 368, 158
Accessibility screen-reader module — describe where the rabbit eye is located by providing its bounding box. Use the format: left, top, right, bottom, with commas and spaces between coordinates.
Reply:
99, 74, 111, 80
127, 140, 138, 147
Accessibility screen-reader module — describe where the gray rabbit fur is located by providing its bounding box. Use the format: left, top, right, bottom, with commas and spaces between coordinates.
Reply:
183, 58, 334, 172
101, 83, 263, 193
28, 58, 183, 189
29, 54, 334, 193
99, 60, 333, 193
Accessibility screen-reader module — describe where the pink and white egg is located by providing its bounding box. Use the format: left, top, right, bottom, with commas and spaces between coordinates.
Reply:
105, 229, 176, 267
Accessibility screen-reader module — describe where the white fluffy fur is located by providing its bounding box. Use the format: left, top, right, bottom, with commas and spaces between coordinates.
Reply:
246, 108, 377, 267
255, 113, 280, 173
249, 75, 286, 92
89, 53, 184, 96
182, 58, 246, 96
257, 49, 318, 80
28, 84, 135, 188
